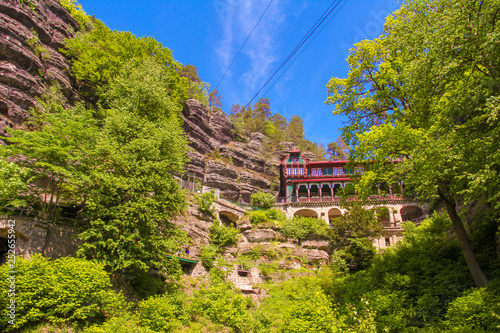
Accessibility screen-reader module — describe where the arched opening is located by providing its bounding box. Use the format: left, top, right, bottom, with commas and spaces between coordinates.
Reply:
297, 185, 308, 199
219, 211, 239, 226
310, 184, 319, 198
0, 228, 28, 265
332, 184, 342, 197
321, 184, 332, 198
0, 236, 7, 265
400, 206, 424, 222
328, 208, 342, 224
294, 209, 318, 219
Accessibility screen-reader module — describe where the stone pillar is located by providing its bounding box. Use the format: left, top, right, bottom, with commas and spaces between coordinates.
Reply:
319, 185, 322, 199
307, 184, 311, 200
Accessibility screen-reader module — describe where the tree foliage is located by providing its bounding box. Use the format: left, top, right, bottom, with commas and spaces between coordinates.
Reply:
0, 255, 126, 332
250, 191, 275, 209
78, 58, 189, 273
326, 0, 500, 287
0, 87, 96, 219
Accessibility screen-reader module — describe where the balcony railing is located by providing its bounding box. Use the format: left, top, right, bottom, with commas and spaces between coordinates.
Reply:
276, 194, 415, 204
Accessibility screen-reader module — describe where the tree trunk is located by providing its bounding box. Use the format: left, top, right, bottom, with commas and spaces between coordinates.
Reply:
437, 182, 488, 288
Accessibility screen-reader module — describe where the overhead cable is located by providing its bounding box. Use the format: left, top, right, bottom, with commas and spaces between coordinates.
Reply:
246, 0, 345, 107
215, 0, 275, 91
262, 0, 350, 97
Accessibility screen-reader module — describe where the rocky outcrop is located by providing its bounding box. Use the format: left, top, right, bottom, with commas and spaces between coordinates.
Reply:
182, 99, 284, 202
242, 229, 277, 243
0, 0, 79, 141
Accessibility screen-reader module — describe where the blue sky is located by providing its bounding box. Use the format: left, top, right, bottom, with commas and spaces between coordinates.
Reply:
78, 0, 400, 146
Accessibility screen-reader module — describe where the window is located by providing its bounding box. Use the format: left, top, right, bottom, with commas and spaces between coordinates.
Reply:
317, 168, 322, 176
293, 168, 297, 175
287, 168, 292, 175
338, 168, 344, 175
333, 168, 338, 176
311, 169, 317, 176
298, 168, 304, 175
385, 238, 391, 247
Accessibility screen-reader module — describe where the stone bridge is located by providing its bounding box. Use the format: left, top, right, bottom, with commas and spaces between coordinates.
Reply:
214, 199, 248, 224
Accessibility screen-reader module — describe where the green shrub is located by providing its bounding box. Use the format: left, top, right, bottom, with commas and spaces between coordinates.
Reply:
255, 277, 342, 332
85, 315, 153, 333
200, 244, 219, 270
281, 216, 329, 241
250, 191, 275, 209
196, 190, 216, 217
249, 210, 268, 226
187, 279, 254, 332
209, 222, 239, 247
443, 283, 500, 331
139, 294, 184, 332
0, 255, 126, 331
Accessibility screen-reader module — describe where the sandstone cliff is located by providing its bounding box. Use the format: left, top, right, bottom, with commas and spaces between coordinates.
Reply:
0, 0, 79, 140
182, 99, 296, 202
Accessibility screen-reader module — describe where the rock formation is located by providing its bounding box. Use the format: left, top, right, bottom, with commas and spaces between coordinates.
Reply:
0, 0, 79, 141
182, 99, 290, 202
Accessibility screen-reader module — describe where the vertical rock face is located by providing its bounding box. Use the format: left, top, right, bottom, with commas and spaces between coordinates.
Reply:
181, 99, 286, 202
0, 0, 79, 139
0, 1, 284, 201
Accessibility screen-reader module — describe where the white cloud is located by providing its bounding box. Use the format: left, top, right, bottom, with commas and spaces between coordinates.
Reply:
214, 0, 285, 95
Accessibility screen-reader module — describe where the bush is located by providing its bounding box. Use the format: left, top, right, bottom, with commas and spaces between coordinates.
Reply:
139, 294, 184, 332
187, 279, 254, 332
196, 190, 216, 217
209, 222, 239, 247
442, 283, 500, 331
281, 216, 329, 241
249, 209, 286, 227
250, 191, 275, 209
85, 315, 153, 333
200, 244, 219, 270
255, 277, 342, 332
0, 255, 126, 331
249, 210, 268, 226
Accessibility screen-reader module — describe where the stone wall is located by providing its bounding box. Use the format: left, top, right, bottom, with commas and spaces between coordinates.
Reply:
0, 216, 78, 260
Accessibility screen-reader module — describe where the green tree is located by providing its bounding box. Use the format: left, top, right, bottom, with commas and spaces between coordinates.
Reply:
250, 191, 275, 209
327, 137, 349, 160
208, 88, 222, 112
326, 0, 500, 287
63, 19, 187, 105
78, 58, 189, 273
284, 115, 305, 144
0, 87, 96, 219
328, 200, 384, 250
0, 255, 126, 331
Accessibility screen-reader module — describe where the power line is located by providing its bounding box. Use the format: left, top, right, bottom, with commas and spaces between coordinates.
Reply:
246, 0, 345, 107
262, 0, 350, 97
215, 0, 275, 91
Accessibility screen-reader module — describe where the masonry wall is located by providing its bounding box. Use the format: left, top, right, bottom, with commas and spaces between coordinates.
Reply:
0, 216, 79, 260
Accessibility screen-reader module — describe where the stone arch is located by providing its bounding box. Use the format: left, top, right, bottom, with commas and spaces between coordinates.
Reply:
328, 208, 342, 224
0, 228, 28, 265
294, 209, 318, 218
219, 211, 240, 226
400, 206, 424, 222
